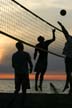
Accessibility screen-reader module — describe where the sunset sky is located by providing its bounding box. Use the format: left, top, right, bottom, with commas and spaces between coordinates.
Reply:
0, 0, 72, 79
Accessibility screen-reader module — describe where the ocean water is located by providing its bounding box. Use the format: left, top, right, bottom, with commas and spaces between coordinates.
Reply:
0, 80, 69, 94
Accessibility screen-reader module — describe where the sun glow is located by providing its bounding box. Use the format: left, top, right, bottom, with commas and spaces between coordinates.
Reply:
0, 49, 4, 64
0, 73, 66, 80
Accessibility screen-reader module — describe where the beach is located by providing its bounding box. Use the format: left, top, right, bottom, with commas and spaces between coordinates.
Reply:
0, 79, 69, 94
0, 80, 72, 108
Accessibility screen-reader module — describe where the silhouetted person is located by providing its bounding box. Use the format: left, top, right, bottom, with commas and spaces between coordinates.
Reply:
58, 21, 72, 94
34, 29, 56, 91
12, 41, 33, 94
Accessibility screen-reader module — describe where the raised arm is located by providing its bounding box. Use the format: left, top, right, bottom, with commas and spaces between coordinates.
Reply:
57, 21, 69, 40
45, 29, 56, 45
52, 29, 56, 41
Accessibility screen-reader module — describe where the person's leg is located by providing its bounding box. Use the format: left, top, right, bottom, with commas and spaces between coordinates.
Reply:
39, 72, 45, 91
26, 73, 30, 89
63, 58, 70, 92
35, 72, 39, 91
68, 60, 72, 94
14, 75, 21, 94
63, 72, 70, 92
22, 74, 27, 94
69, 74, 72, 94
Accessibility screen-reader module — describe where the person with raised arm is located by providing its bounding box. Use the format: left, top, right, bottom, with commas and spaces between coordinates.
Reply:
58, 21, 72, 94
34, 29, 56, 91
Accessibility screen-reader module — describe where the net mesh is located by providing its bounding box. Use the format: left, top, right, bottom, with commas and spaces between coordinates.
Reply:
0, 0, 66, 58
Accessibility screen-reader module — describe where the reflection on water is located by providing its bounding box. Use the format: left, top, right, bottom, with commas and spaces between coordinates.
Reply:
0, 80, 69, 94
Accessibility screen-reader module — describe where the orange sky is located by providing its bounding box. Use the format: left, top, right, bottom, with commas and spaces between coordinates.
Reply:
0, 73, 66, 80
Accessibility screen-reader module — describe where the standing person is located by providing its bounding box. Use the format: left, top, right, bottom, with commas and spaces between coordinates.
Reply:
34, 29, 56, 91
58, 21, 72, 94
12, 41, 33, 94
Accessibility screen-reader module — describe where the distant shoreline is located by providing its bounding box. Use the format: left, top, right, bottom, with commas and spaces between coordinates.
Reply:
0, 73, 66, 80
0, 79, 65, 81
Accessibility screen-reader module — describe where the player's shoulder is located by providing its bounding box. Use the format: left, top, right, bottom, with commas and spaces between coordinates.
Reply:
36, 42, 40, 46
23, 51, 30, 56
12, 51, 18, 57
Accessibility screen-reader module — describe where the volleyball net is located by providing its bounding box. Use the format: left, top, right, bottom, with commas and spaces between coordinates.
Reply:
0, 0, 66, 58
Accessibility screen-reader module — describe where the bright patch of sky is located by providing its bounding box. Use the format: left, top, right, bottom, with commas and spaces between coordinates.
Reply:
17, 0, 72, 10
16, 0, 72, 30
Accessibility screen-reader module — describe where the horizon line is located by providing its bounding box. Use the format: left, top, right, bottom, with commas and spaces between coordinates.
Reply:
0, 73, 66, 80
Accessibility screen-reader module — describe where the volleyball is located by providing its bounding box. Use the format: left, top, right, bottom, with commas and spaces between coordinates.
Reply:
60, 9, 66, 16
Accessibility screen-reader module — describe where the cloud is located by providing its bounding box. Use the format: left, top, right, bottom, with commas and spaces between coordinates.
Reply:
16, 0, 72, 10
51, 0, 72, 10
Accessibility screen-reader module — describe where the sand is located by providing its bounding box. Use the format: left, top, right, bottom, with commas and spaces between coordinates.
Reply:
0, 93, 72, 108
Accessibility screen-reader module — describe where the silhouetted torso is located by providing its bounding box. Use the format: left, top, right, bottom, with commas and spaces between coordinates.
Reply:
12, 51, 31, 74
36, 40, 51, 57
34, 40, 54, 72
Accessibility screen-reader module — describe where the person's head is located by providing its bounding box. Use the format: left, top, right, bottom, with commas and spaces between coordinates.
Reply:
16, 41, 24, 51
37, 36, 45, 42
